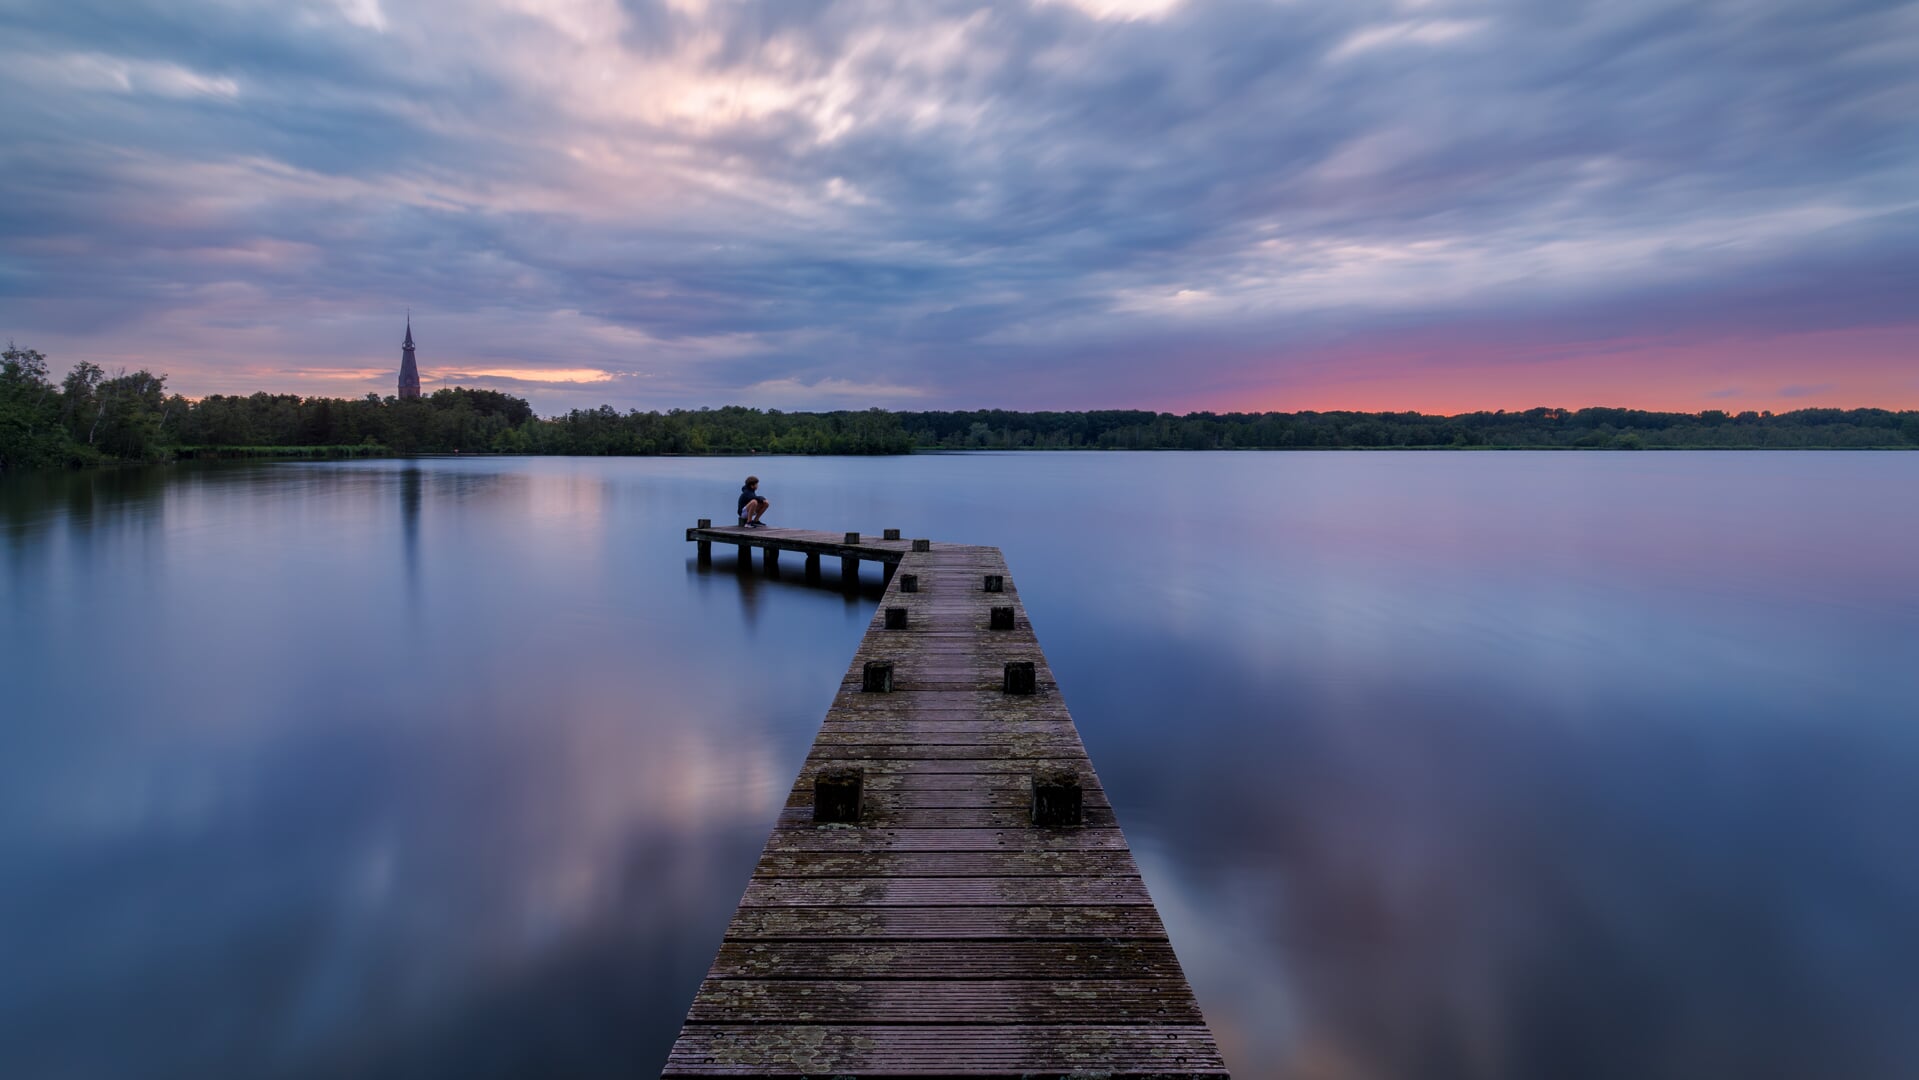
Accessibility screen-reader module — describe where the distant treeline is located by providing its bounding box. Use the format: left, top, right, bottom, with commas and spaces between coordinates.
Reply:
895, 407, 1919, 450
4, 344, 1916, 471
0, 345, 909, 468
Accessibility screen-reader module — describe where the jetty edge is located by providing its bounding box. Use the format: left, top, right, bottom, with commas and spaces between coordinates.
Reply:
665, 523, 1229, 1078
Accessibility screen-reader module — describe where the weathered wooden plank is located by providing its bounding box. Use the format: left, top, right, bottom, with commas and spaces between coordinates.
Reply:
663, 1025, 1229, 1077
687, 979, 1204, 1024
740, 875, 1150, 907
801, 742, 1088, 761
815, 718, 1082, 734
788, 770, 1101, 792
707, 940, 1184, 980
723, 904, 1171, 939
791, 758, 1097, 776
828, 689, 1074, 710
789, 768, 1099, 787
775, 805, 1117, 829
782, 787, 1111, 811
760, 827, 1130, 853
752, 849, 1140, 878
823, 703, 1075, 723
810, 728, 1090, 747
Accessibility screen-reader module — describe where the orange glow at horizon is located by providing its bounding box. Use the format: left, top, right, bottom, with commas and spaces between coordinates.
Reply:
1207, 325, 1919, 415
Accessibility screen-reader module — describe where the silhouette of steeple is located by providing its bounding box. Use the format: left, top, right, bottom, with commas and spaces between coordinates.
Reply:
398, 311, 421, 400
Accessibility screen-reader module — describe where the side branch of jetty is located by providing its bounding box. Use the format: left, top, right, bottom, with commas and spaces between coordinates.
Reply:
666, 524, 1228, 1078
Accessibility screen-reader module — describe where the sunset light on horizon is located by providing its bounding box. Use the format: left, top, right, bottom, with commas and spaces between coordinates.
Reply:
3, 0, 1914, 414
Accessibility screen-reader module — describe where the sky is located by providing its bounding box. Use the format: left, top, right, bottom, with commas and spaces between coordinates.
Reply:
1, 0, 1914, 415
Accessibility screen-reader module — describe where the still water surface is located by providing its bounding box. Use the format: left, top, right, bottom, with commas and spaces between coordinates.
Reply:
3, 453, 1916, 1079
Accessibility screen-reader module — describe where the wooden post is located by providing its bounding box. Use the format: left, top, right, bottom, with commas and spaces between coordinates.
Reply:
882, 562, 896, 585
883, 528, 901, 540
990, 606, 1015, 630
736, 542, 751, 572
900, 573, 919, 593
885, 607, 908, 630
841, 556, 859, 587
912, 538, 931, 552
697, 519, 711, 529
984, 574, 1003, 593
862, 661, 894, 693
1031, 769, 1083, 828
1003, 661, 1037, 695
844, 531, 861, 544
761, 546, 778, 572
697, 541, 711, 565
814, 767, 863, 824
805, 552, 821, 582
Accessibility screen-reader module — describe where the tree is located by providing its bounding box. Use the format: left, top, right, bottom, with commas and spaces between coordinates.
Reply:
0, 343, 67, 469
61, 360, 105, 445
92, 370, 170, 461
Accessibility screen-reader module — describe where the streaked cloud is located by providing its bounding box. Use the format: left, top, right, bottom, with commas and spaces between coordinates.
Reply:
431, 366, 620, 385
1327, 18, 1487, 62
1037, 0, 1187, 22
0, 0, 1914, 413
741, 376, 929, 407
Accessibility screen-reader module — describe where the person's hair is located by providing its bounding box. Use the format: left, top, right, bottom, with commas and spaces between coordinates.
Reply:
745, 475, 759, 486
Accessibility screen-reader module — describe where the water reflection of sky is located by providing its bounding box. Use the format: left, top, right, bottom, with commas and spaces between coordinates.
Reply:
2, 453, 1916, 1079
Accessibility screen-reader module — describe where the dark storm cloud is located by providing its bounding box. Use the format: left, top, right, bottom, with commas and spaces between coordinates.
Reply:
0, 0, 1914, 409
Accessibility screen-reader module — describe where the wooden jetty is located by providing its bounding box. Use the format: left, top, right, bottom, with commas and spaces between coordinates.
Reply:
668, 522, 1228, 1078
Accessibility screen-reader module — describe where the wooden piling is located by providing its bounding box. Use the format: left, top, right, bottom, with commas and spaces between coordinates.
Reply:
984, 573, 1004, 592
885, 606, 909, 630
990, 605, 1016, 630
883, 528, 901, 540
813, 767, 863, 824
1032, 769, 1084, 828
862, 660, 894, 693
899, 573, 919, 593
1003, 660, 1038, 695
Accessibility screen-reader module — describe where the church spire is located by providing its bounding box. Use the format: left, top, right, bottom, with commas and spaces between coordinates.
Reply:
398, 311, 421, 400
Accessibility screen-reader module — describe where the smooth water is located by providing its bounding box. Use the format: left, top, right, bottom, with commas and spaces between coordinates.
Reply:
2, 453, 1915, 1079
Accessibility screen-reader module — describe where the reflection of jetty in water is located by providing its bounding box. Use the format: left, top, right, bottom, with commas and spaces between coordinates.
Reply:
400, 465, 422, 597
687, 528, 888, 630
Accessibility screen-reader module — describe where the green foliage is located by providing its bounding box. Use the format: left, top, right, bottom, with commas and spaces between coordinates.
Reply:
161, 393, 913, 457
519, 405, 913, 455
2, 344, 85, 469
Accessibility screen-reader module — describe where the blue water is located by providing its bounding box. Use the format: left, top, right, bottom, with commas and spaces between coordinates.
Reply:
3, 453, 1915, 1078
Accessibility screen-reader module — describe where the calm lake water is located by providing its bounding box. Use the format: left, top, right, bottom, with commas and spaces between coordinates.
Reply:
2, 452, 1916, 1079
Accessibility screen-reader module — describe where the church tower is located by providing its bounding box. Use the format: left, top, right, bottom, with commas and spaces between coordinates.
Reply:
398, 313, 421, 400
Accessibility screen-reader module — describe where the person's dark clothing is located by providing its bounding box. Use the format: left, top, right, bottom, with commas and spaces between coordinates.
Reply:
738, 486, 763, 513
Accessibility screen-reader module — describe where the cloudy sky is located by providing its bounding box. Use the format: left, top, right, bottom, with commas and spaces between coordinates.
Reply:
1, 0, 1914, 414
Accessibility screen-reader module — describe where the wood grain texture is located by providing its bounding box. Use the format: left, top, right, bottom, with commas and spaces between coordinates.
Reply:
706, 940, 1186, 980
668, 532, 1226, 1078
665, 1026, 1228, 1077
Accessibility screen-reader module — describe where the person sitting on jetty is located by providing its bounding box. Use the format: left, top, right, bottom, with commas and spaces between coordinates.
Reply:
738, 476, 770, 528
